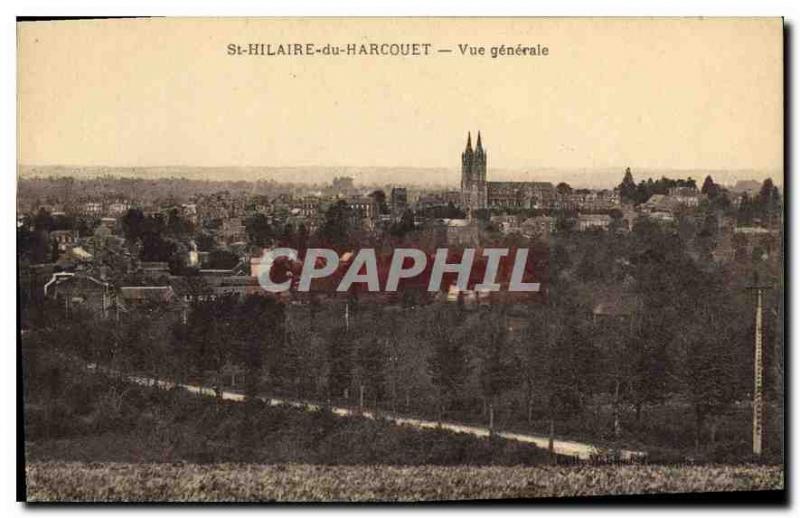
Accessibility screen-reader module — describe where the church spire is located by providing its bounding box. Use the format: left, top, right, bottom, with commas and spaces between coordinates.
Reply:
476, 131, 483, 151
465, 131, 473, 152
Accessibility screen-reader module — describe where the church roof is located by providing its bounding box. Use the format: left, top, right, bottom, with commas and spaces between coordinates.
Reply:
487, 181, 555, 190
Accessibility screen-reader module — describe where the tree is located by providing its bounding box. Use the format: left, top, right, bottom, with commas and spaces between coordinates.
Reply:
695, 212, 718, 256
356, 337, 386, 409
682, 317, 737, 454
555, 315, 599, 418
115, 306, 170, 377
608, 208, 625, 234
478, 314, 520, 431
234, 295, 286, 398
327, 325, 353, 402
180, 294, 286, 398
165, 207, 194, 238
556, 182, 573, 196
758, 178, 781, 225
244, 213, 274, 247
51, 213, 76, 232
628, 322, 670, 423
575, 241, 603, 281
369, 190, 390, 215
635, 181, 650, 204
554, 211, 576, 234
294, 223, 309, 253
427, 306, 471, 422
75, 216, 99, 237
594, 316, 637, 439
618, 167, 637, 203
33, 207, 54, 232
737, 193, 755, 226
195, 231, 217, 252
549, 242, 572, 279
701, 175, 720, 198
519, 310, 548, 426
279, 223, 295, 247
759, 178, 778, 206
319, 200, 354, 247
284, 313, 325, 400
18, 223, 50, 264
179, 298, 223, 384
521, 301, 594, 452
140, 233, 177, 263
206, 249, 239, 270
121, 208, 146, 241
390, 209, 416, 237
418, 203, 467, 220
624, 217, 695, 418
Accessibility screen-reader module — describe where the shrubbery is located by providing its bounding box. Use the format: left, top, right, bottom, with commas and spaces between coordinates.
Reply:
24, 355, 560, 466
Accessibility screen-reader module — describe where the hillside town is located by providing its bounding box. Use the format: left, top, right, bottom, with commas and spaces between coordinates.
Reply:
18, 134, 782, 317
19, 134, 783, 470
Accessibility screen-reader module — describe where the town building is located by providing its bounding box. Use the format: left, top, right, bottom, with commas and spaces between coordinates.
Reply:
221, 217, 247, 243
107, 200, 132, 217
520, 216, 556, 239
576, 213, 612, 232
459, 132, 556, 213
50, 230, 78, 252
43, 272, 113, 318
444, 218, 480, 247
81, 201, 103, 216
668, 186, 700, 207
347, 196, 377, 228
390, 187, 408, 217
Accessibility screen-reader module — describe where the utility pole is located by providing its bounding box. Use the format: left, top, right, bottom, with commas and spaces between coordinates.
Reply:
753, 286, 764, 456
748, 281, 772, 457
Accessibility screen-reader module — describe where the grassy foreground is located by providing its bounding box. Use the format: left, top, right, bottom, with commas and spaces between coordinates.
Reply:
25, 462, 783, 502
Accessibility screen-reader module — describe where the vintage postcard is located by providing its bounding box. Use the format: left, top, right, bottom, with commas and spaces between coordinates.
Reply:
17, 17, 784, 502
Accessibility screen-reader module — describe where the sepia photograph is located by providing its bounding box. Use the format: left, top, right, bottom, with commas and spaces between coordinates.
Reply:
16, 16, 785, 503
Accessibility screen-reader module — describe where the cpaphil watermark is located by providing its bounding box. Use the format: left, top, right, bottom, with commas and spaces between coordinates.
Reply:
253, 247, 543, 296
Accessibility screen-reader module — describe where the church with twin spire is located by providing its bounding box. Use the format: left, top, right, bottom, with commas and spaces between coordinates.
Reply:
460, 131, 487, 212
460, 131, 555, 214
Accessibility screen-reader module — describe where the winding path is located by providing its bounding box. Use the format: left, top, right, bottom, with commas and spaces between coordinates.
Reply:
99, 366, 646, 461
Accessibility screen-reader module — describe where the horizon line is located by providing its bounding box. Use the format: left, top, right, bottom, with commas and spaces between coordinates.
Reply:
17, 163, 783, 174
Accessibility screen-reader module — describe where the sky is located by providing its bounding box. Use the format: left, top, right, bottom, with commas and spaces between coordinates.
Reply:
18, 18, 783, 177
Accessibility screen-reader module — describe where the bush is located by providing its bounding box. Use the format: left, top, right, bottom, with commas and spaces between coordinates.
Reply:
24, 361, 562, 466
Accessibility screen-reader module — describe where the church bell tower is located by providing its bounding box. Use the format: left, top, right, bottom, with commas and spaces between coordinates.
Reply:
460, 131, 487, 213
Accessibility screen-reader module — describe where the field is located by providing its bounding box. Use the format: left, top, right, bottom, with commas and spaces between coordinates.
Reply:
25, 462, 783, 502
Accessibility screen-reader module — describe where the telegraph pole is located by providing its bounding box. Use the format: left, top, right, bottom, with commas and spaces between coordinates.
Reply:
748, 280, 772, 457
753, 286, 764, 456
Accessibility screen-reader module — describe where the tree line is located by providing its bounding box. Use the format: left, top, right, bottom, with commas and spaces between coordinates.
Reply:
26, 209, 782, 462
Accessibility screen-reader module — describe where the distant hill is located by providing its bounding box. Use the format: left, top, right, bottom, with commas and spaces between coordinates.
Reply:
17, 165, 781, 191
